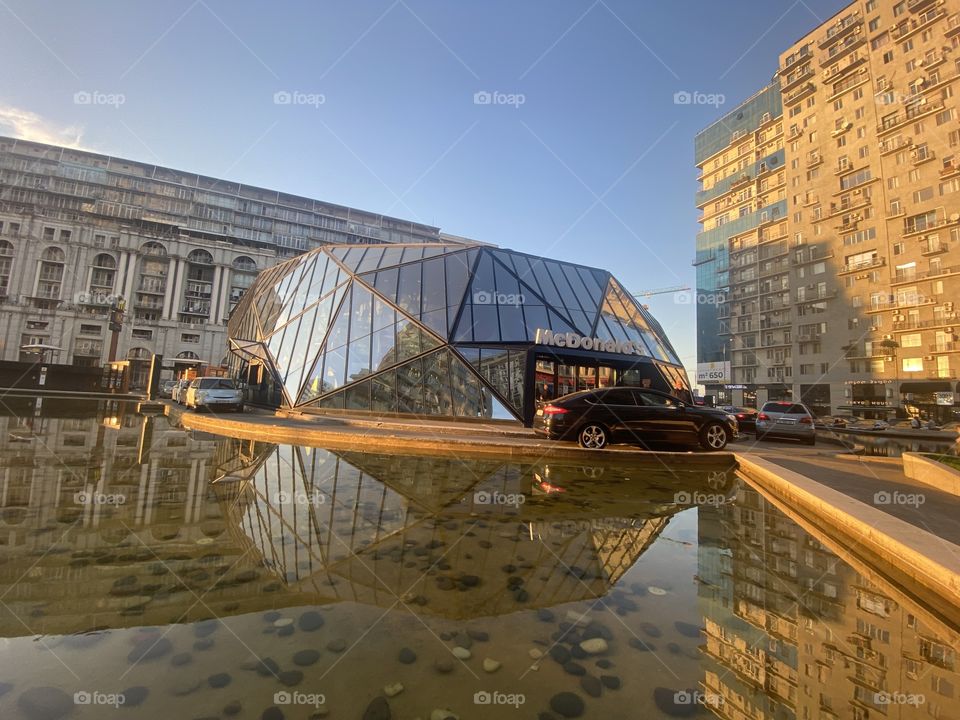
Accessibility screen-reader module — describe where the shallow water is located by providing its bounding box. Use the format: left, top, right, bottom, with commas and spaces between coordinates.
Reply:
0, 399, 956, 719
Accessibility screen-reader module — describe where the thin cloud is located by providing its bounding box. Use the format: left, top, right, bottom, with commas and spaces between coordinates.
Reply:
0, 105, 84, 148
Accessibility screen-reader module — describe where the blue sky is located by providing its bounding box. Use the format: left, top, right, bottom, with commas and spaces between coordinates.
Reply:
0, 0, 850, 377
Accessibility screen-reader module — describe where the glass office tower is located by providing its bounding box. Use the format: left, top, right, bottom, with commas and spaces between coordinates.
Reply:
227, 243, 689, 425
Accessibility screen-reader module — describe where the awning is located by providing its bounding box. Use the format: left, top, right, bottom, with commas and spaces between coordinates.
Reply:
900, 381, 952, 393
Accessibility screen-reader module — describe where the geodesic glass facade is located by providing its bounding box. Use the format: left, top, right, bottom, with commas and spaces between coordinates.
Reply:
227, 242, 688, 424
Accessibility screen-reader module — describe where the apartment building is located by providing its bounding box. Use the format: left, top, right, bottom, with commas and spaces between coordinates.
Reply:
0, 136, 445, 387
696, 0, 960, 419
694, 84, 788, 405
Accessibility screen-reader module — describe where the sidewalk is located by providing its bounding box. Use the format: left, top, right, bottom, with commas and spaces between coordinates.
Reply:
737, 440, 960, 546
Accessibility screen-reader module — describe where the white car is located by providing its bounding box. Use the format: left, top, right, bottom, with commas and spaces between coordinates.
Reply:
185, 377, 244, 412
172, 379, 191, 404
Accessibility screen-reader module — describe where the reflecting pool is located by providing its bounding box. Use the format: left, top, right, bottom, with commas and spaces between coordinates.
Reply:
0, 399, 957, 719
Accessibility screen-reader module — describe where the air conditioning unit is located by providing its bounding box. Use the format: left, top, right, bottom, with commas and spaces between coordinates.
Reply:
924, 355, 934, 361
945, 327, 954, 333
853, 189, 863, 195
883, 334, 893, 340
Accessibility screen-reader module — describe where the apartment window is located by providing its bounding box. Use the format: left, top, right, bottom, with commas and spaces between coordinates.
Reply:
868, 17, 879, 31
131, 329, 153, 341
94, 234, 106, 248
181, 333, 200, 344
0, 240, 14, 296
36, 246, 65, 300
936, 109, 955, 126
901, 333, 922, 348
888, 176, 900, 189
902, 358, 923, 372
43, 227, 55, 241
893, 1, 906, 16
913, 187, 934, 203
78, 324, 102, 336
883, 51, 894, 64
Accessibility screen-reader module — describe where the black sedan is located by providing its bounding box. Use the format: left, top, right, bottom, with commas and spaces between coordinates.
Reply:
719, 405, 758, 433
533, 387, 739, 451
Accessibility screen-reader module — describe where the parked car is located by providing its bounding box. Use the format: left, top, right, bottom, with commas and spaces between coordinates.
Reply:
533, 387, 739, 451
718, 405, 758, 433
185, 377, 244, 412
755, 402, 817, 445
172, 379, 191, 404
159, 379, 177, 399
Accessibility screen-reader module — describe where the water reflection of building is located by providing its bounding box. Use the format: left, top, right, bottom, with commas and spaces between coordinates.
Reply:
216, 443, 681, 619
0, 404, 697, 633
698, 485, 960, 719
0, 399, 248, 635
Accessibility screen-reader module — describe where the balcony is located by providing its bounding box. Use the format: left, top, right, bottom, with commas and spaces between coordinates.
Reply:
876, 99, 945, 134
779, 46, 812, 74
912, 148, 936, 166
893, 314, 958, 330
868, 295, 939, 313
818, 14, 863, 50
940, 162, 960, 178
908, 0, 936, 12
930, 342, 957, 353
879, 137, 913, 156
796, 290, 837, 303
921, 242, 948, 256
891, 264, 960, 285
794, 251, 835, 266
781, 67, 816, 92
947, 13, 960, 37
823, 54, 868, 84
784, 82, 816, 106
820, 34, 866, 67
807, 153, 823, 168
839, 256, 884, 275
893, 7, 947, 42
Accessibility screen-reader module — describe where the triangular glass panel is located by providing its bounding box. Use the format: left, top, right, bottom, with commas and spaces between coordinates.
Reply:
292, 284, 349, 401
489, 395, 518, 421
461, 346, 524, 416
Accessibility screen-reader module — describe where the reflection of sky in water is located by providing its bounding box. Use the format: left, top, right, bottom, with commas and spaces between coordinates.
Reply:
0, 401, 955, 719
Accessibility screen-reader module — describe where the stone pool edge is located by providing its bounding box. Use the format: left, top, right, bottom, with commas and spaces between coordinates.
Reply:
174, 407, 737, 466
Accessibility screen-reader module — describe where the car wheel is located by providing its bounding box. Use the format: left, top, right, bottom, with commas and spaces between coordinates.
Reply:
805, 437, 816, 446
700, 423, 728, 451
578, 424, 609, 449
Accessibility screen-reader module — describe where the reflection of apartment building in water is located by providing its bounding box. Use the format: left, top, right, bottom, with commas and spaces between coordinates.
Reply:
697, 486, 960, 719
0, 137, 444, 387
696, 0, 960, 420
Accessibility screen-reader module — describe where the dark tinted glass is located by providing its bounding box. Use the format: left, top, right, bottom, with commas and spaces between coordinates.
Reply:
763, 403, 809, 414
637, 391, 677, 407
597, 389, 636, 406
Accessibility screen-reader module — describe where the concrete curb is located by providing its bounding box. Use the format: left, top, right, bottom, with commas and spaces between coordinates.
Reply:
902, 452, 960, 497
177, 409, 737, 467
735, 452, 960, 608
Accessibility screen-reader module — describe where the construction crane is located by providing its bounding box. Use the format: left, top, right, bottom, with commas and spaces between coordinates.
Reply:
633, 285, 690, 299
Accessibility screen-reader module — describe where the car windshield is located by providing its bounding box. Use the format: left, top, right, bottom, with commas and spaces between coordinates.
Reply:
762, 402, 808, 415
198, 378, 236, 390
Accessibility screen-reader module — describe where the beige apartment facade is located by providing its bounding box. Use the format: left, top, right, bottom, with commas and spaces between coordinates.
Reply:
697, 0, 960, 420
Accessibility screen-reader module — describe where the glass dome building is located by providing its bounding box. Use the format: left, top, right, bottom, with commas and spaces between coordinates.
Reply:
226, 242, 690, 425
